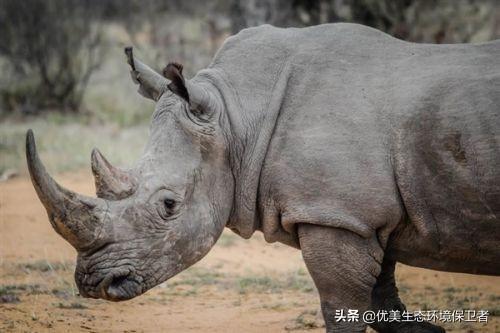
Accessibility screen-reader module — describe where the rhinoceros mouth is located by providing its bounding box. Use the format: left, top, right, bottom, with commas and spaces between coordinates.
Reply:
99, 271, 142, 302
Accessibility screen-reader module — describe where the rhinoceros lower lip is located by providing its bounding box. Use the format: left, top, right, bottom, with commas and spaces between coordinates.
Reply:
98, 271, 141, 302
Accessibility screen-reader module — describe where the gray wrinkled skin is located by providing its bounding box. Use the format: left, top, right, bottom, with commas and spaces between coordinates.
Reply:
27, 24, 499, 332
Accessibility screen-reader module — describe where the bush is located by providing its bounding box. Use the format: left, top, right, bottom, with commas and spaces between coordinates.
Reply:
0, 0, 103, 115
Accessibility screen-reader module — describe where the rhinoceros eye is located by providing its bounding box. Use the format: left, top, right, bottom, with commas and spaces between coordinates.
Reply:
150, 189, 180, 220
157, 197, 177, 220
164, 198, 176, 210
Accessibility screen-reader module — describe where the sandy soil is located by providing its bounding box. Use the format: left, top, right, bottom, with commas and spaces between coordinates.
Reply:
1, 171, 499, 332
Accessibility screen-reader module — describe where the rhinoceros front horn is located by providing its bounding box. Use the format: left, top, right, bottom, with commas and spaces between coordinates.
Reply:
91, 148, 136, 200
26, 130, 105, 250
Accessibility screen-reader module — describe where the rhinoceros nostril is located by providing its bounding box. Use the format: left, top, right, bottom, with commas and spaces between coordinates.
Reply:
100, 271, 141, 302
110, 274, 129, 288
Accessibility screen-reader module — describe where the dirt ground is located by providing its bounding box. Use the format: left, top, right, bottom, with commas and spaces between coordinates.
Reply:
1, 171, 499, 332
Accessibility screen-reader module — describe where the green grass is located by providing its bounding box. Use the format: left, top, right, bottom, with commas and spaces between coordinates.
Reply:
55, 302, 88, 309
488, 295, 500, 302
489, 306, 500, 316
443, 287, 459, 293
285, 268, 315, 293
169, 267, 224, 288
160, 267, 225, 297
237, 269, 315, 294
158, 266, 316, 297
19, 260, 73, 273
0, 117, 148, 174
0, 280, 79, 300
0, 284, 44, 296
238, 276, 281, 294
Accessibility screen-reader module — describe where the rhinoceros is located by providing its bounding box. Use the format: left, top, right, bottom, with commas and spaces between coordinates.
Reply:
26, 23, 499, 332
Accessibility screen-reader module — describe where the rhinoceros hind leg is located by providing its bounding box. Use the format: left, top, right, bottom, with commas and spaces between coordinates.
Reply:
369, 259, 445, 333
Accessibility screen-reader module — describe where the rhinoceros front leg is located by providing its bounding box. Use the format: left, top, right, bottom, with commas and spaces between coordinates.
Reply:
369, 259, 445, 333
298, 224, 384, 333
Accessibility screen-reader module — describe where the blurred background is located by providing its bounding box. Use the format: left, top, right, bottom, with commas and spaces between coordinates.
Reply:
1, 2, 500, 332
0, 0, 499, 177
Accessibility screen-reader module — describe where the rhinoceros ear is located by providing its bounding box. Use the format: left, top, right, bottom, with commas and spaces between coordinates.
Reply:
163, 62, 217, 115
162, 62, 190, 103
163, 62, 217, 118
125, 47, 169, 101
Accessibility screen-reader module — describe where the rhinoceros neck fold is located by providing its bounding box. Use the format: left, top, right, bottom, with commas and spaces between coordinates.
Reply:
195, 28, 293, 238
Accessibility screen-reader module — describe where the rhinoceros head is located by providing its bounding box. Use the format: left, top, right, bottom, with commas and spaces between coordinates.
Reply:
26, 48, 234, 301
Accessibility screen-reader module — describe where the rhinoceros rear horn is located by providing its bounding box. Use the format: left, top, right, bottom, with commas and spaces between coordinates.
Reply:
125, 46, 169, 101
26, 130, 105, 250
91, 148, 137, 200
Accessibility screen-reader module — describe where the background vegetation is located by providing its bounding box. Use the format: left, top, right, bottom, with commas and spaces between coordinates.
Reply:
0, 0, 499, 176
